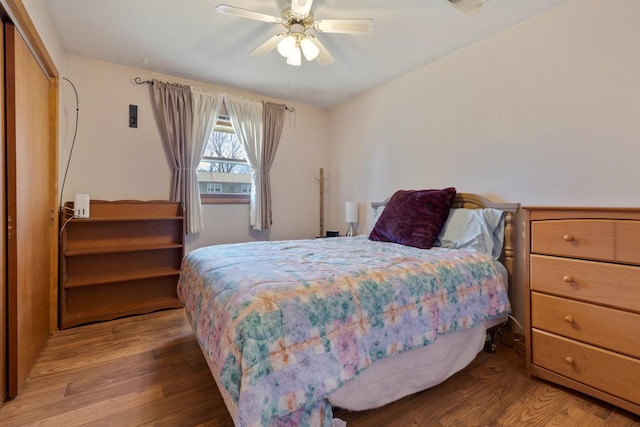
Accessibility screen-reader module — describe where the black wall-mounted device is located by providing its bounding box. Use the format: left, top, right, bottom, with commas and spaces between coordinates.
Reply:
129, 104, 138, 128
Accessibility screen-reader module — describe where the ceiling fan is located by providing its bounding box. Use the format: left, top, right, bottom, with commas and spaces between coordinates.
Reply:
448, 0, 487, 17
216, 1, 375, 66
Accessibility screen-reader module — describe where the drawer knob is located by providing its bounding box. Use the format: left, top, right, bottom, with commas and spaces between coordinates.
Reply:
563, 275, 573, 283
563, 234, 574, 241
564, 356, 575, 365
563, 315, 574, 324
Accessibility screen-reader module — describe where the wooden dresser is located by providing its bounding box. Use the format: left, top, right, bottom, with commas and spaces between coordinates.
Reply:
525, 207, 640, 415
59, 200, 184, 329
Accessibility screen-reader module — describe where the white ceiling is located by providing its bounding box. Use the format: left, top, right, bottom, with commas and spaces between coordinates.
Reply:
46, 0, 567, 108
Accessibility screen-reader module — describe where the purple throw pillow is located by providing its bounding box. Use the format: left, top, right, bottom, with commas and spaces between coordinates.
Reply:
369, 187, 457, 249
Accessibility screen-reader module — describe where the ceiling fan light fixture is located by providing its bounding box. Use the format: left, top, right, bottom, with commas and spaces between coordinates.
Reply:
300, 37, 319, 61
286, 46, 302, 66
216, 2, 375, 67
277, 35, 296, 58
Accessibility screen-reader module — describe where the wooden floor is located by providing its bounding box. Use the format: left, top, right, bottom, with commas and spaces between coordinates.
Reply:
0, 309, 638, 427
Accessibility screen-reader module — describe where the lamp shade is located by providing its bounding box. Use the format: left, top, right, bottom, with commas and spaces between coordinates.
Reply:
300, 37, 320, 61
286, 46, 302, 66
345, 201, 358, 223
277, 35, 296, 58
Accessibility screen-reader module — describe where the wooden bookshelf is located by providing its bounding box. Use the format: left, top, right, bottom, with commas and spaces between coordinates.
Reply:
59, 200, 184, 329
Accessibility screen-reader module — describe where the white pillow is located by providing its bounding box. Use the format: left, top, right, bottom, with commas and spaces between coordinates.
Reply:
365, 203, 386, 235
436, 208, 505, 259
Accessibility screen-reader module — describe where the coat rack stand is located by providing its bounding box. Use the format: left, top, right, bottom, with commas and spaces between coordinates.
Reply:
314, 168, 330, 238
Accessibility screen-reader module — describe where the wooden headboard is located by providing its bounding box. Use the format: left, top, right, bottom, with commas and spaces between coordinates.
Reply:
371, 192, 521, 284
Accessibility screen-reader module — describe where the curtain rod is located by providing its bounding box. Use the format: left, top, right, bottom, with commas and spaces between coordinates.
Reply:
133, 77, 295, 112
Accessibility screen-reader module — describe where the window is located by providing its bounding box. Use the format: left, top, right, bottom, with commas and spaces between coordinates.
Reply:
198, 116, 251, 204
207, 182, 223, 193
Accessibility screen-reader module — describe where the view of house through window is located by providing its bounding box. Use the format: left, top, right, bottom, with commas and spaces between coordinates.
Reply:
198, 116, 252, 200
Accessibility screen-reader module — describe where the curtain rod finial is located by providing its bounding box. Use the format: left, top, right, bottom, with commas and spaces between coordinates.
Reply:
133, 77, 153, 85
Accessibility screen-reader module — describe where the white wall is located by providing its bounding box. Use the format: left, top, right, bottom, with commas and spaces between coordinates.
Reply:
60, 54, 328, 252
326, 0, 640, 325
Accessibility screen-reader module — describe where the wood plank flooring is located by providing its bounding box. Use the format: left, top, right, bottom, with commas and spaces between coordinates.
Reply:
0, 309, 638, 426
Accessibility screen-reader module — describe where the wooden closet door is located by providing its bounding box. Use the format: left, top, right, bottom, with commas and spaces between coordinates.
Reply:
5, 22, 55, 397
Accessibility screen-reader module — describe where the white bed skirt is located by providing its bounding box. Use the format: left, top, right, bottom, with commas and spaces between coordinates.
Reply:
327, 322, 487, 411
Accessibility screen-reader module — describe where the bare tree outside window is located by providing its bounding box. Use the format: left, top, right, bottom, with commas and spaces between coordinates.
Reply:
198, 117, 252, 200
201, 131, 250, 174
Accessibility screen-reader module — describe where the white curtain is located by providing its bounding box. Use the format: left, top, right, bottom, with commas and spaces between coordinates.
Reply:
224, 95, 265, 230
188, 89, 223, 234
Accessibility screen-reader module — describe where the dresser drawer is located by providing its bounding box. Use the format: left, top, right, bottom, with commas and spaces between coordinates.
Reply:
531, 220, 615, 261
532, 330, 640, 405
530, 255, 640, 312
616, 220, 640, 266
531, 293, 640, 358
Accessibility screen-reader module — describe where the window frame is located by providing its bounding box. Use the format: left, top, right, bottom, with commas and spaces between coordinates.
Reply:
200, 116, 251, 205
206, 182, 223, 193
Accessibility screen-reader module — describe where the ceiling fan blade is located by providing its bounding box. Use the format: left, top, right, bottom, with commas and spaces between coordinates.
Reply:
291, 0, 314, 17
449, 0, 486, 17
250, 33, 286, 56
307, 36, 334, 65
314, 19, 375, 34
216, 4, 281, 24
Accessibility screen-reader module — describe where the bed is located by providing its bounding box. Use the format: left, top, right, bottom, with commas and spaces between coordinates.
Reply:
177, 190, 520, 426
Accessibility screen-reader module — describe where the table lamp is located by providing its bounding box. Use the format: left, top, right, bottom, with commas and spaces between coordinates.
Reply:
345, 201, 358, 236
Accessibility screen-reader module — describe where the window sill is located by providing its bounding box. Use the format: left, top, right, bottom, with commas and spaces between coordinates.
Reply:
201, 194, 250, 205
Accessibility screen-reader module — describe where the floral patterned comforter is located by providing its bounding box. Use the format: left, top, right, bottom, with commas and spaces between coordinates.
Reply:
177, 236, 510, 427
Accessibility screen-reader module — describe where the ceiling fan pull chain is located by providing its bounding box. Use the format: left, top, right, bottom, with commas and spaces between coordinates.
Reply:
287, 66, 298, 129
